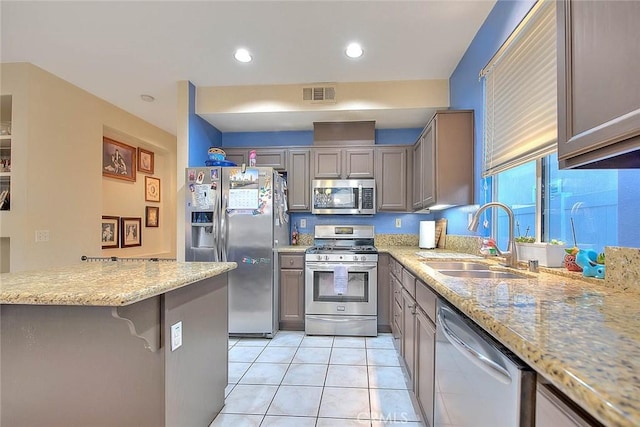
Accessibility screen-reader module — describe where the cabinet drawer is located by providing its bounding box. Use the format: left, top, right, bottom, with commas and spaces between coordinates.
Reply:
416, 280, 437, 322
401, 268, 416, 298
280, 254, 304, 269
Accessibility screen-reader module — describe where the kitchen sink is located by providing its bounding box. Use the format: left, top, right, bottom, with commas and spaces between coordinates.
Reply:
423, 261, 489, 271
437, 270, 528, 279
423, 260, 529, 279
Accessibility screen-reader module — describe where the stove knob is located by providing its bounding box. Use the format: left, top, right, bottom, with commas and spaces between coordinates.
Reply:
353, 255, 359, 261
339, 255, 343, 260
324, 255, 330, 261
360, 255, 367, 261
317, 255, 323, 261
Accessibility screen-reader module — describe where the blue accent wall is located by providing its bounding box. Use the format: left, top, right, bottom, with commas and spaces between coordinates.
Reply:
440, 0, 536, 237
188, 82, 222, 167
221, 128, 422, 147
375, 128, 422, 145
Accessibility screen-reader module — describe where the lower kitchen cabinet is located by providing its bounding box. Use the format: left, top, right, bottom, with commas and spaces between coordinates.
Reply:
279, 254, 305, 330
415, 306, 436, 427
536, 382, 600, 427
386, 259, 437, 427
391, 274, 403, 351
377, 253, 392, 333
401, 287, 416, 381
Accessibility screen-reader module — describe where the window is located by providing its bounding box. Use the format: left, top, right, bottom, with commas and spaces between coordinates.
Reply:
493, 152, 640, 254
483, 0, 640, 253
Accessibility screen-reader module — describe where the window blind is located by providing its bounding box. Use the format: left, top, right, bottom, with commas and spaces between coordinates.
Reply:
481, 0, 557, 177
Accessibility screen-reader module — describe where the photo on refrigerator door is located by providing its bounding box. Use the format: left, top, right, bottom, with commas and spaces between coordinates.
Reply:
228, 168, 258, 189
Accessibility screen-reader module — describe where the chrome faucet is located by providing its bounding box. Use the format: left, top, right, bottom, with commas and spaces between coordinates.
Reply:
468, 202, 519, 268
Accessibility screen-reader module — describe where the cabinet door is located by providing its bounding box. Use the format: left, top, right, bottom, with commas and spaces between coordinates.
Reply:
412, 137, 423, 210
377, 253, 391, 333
279, 268, 305, 330
391, 276, 403, 351
254, 148, 287, 171
421, 122, 435, 207
375, 146, 409, 211
223, 148, 247, 166
312, 148, 342, 178
287, 149, 310, 211
401, 288, 416, 382
344, 148, 374, 179
415, 307, 436, 427
535, 384, 594, 427
558, 0, 640, 168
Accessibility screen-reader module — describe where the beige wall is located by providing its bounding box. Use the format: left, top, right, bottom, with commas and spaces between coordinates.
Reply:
0, 63, 177, 272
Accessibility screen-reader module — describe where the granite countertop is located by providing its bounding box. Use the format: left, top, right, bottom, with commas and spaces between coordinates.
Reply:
0, 261, 237, 306
382, 246, 640, 427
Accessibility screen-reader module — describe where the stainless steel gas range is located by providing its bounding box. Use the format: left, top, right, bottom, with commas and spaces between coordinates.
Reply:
304, 225, 378, 337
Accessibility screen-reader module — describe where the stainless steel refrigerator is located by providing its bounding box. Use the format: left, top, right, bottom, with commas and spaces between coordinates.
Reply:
185, 166, 290, 337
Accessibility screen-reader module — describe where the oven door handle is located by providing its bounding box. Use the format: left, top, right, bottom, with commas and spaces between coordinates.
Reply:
306, 263, 377, 271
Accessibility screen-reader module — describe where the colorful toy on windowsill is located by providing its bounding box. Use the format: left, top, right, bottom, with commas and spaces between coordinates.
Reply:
564, 246, 583, 272
575, 249, 605, 279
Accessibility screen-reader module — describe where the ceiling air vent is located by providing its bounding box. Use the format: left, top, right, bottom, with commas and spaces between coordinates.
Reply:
302, 86, 336, 104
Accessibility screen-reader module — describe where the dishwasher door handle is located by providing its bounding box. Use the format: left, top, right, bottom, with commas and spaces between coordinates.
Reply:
438, 308, 512, 385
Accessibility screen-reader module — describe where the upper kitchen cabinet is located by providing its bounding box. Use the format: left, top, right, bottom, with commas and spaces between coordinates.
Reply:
312, 147, 374, 179
557, 0, 640, 168
412, 110, 474, 210
223, 148, 288, 171
375, 146, 410, 211
287, 149, 311, 212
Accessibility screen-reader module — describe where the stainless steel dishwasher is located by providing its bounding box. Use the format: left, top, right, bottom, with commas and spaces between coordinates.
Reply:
435, 299, 536, 427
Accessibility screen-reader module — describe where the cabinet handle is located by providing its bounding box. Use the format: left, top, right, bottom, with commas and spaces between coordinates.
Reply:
289, 259, 294, 265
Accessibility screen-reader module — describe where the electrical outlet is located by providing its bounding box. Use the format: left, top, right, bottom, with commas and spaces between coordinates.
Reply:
171, 321, 183, 351
35, 230, 50, 242
395, 218, 402, 228
300, 219, 307, 228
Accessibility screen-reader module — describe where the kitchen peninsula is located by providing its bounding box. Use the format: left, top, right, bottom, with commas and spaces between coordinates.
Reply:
0, 261, 236, 427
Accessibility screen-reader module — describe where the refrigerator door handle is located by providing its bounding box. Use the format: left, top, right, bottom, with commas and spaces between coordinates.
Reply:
221, 193, 228, 262
212, 193, 220, 262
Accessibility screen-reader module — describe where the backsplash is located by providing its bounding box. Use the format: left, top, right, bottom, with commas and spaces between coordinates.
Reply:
375, 234, 419, 247
443, 235, 483, 255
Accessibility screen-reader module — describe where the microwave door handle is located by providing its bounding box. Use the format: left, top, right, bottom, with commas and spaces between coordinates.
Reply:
358, 184, 363, 213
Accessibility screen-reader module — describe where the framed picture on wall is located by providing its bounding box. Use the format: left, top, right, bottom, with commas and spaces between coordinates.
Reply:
145, 206, 159, 227
145, 176, 161, 202
137, 147, 154, 174
102, 137, 136, 182
121, 217, 142, 248
101, 215, 120, 249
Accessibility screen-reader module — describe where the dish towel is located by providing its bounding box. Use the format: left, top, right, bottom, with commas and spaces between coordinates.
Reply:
334, 265, 348, 295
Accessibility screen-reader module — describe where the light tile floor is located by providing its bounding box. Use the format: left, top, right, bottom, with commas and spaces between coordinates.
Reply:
210, 331, 425, 427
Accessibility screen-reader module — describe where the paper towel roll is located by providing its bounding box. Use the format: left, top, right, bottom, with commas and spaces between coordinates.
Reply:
419, 221, 436, 249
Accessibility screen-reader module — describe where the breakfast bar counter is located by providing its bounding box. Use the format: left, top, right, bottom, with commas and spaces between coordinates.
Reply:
381, 246, 640, 427
1, 261, 237, 427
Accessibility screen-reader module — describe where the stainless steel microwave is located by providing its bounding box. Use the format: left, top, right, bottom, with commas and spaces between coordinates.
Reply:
311, 179, 376, 215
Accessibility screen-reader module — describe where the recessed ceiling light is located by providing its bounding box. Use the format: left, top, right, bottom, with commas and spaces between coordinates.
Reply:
140, 94, 155, 102
234, 48, 252, 63
345, 43, 363, 59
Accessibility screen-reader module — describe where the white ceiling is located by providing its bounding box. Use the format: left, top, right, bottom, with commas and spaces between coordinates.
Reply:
1, 0, 496, 135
